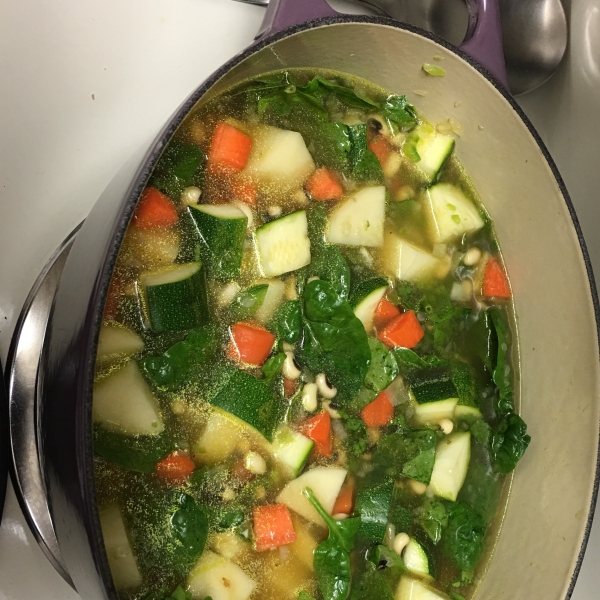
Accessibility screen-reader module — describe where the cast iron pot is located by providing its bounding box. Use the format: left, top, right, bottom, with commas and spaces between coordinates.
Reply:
6, 0, 600, 599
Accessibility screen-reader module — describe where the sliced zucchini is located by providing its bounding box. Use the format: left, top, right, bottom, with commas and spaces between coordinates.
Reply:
382, 233, 441, 282
93, 361, 164, 436
403, 538, 430, 576
327, 186, 386, 247
454, 405, 483, 422
271, 426, 314, 476
429, 431, 471, 501
414, 398, 458, 425
187, 550, 256, 600
245, 126, 315, 188
189, 203, 248, 280
140, 262, 209, 333
350, 277, 389, 332
405, 367, 457, 404
254, 279, 286, 324
425, 183, 485, 243
99, 504, 142, 590
255, 211, 311, 277
97, 324, 144, 364
193, 408, 246, 465
395, 576, 450, 600
277, 467, 348, 526
407, 123, 455, 182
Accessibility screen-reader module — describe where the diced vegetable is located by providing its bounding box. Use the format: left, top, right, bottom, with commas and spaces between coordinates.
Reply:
350, 277, 389, 332
414, 398, 458, 425
271, 426, 314, 476
429, 432, 471, 501
378, 311, 424, 349
245, 126, 315, 187
208, 122, 253, 173
189, 203, 248, 280
425, 183, 485, 243
368, 135, 392, 167
253, 504, 297, 551
300, 411, 332, 457
155, 451, 196, 483
454, 405, 483, 421
327, 186, 386, 247
374, 297, 401, 329
483, 257, 511, 298
284, 377, 298, 398
132, 187, 179, 229
403, 538, 430, 576
361, 391, 394, 427
187, 550, 256, 600
227, 322, 276, 366
405, 367, 458, 404
255, 210, 311, 277
355, 479, 394, 544
99, 504, 142, 590
93, 361, 164, 436
408, 123, 454, 182
96, 324, 144, 363
306, 167, 344, 201
382, 232, 442, 281
395, 576, 450, 600
276, 467, 348, 526
332, 483, 355, 515
140, 262, 209, 333
254, 279, 286, 324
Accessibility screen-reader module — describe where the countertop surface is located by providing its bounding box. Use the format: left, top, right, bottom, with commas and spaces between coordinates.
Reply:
1, 0, 599, 597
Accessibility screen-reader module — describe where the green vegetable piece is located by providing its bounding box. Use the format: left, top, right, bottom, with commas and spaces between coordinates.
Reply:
228, 284, 268, 321
262, 352, 286, 385
349, 561, 397, 600
298, 592, 317, 600
364, 337, 399, 393
217, 509, 245, 530
404, 367, 457, 404
299, 279, 371, 402
491, 412, 531, 474
141, 325, 220, 387
489, 307, 514, 415
347, 124, 384, 183
422, 63, 446, 77
451, 360, 479, 407
207, 366, 281, 441
306, 245, 352, 301
150, 142, 204, 201
380, 95, 417, 133
302, 75, 379, 110
393, 348, 448, 371
309, 122, 352, 171
355, 479, 394, 544
342, 414, 369, 457
271, 300, 302, 344
415, 498, 448, 544
450, 593, 467, 600
304, 487, 360, 600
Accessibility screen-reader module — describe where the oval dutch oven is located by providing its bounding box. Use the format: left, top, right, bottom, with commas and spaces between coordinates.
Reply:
6, 1, 600, 599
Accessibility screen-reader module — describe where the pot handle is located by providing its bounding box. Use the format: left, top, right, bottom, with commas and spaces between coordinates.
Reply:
255, 0, 337, 40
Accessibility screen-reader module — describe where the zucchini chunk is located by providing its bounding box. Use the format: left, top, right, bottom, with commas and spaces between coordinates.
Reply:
254, 278, 286, 324
255, 211, 311, 277
97, 323, 144, 364
189, 203, 248, 280
271, 426, 315, 476
350, 277, 389, 332
395, 576, 450, 600
414, 398, 458, 425
425, 183, 485, 243
408, 123, 455, 182
403, 538, 430, 576
140, 262, 209, 333
327, 186, 386, 247
93, 361, 164, 436
382, 232, 442, 281
429, 431, 471, 501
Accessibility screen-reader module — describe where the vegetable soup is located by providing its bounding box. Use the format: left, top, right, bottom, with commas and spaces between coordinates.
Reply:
93, 69, 530, 600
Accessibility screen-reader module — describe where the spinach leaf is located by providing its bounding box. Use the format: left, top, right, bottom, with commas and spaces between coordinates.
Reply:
393, 348, 448, 371
271, 300, 302, 344
467, 309, 497, 373
262, 352, 286, 385
414, 498, 448, 544
227, 284, 268, 321
355, 479, 394, 544
441, 501, 486, 577
150, 142, 205, 201
449, 593, 467, 600
308, 122, 352, 171
298, 592, 317, 600
491, 412, 530, 474
451, 360, 479, 407
489, 307, 513, 415
299, 280, 371, 402
304, 487, 361, 600
341, 413, 369, 457
346, 124, 384, 183
470, 419, 491, 445
140, 325, 220, 388
380, 95, 418, 133
302, 75, 379, 110
349, 561, 396, 600
364, 338, 399, 393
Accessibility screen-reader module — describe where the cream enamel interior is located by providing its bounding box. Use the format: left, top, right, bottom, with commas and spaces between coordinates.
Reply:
164, 21, 600, 600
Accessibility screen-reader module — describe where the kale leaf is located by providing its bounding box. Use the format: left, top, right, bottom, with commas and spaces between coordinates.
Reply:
491, 412, 531, 474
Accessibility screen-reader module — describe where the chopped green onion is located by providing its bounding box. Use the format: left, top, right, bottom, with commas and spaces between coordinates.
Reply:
422, 63, 446, 77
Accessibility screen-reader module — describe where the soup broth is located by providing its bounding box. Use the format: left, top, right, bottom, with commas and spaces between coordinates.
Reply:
93, 69, 530, 600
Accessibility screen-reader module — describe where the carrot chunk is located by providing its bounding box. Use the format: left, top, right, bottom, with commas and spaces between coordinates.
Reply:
483, 257, 511, 299
305, 167, 344, 201
253, 504, 297, 551
232, 179, 257, 208
374, 297, 401, 329
332, 483, 355, 515
361, 391, 394, 427
300, 411, 332, 457
132, 187, 179, 229
378, 310, 424, 349
208, 122, 253, 172
227, 322, 276, 367
368, 136, 392, 167
155, 451, 195, 483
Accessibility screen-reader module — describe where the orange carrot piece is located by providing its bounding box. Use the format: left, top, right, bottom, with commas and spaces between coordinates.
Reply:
305, 167, 344, 201
208, 122, 253, 172
361, 391, 394, 427
300, 411, 332, 457
155, 451, 195, 483
132, 187, 179, 229
283, 377, 298, 398
232, 179, 257, 208
374, 297, 401, 329
368, 136, 392, 167
332, 483, 355, 515
253, 504, 297, 551
483, 257, 511, 299
378, 310, 424, 349
227, 322, 276, 367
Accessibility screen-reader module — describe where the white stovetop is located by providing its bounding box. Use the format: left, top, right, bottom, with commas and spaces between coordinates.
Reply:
1, 0, 599, 598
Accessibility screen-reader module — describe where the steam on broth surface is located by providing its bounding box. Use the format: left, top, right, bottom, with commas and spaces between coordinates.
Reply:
93, 69, 530, 600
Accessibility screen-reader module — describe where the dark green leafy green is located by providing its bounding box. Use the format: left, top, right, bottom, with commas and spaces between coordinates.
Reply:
142, 585, 193, 600
271, 300, 302, 344
140, 325, 220, 388
149, 142, 205, 201
346, 124, 384, 183
470, 419, 491, 445
262, 352, 286, 385
349, 561, 396, 600
380, 95, 418, 133
341, 413, 369, 457
451, 360, 479, 407
298, 592, 317, 600
491, 412, 530, 474
393, 348, 448, 371
489, 307, 513, 415
364, 338, 399, 393
449, 593, 467, 600
414, 498, 448, 544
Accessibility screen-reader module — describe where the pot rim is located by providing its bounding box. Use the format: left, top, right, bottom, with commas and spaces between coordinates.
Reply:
75, 15, 600, 600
